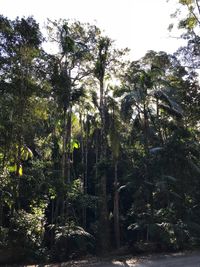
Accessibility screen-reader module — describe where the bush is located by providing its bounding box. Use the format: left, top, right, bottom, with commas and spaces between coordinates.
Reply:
0, 227, 8, 248
7, 208, 46, 263
53, 223, 95, 261
128, 221, 191, 252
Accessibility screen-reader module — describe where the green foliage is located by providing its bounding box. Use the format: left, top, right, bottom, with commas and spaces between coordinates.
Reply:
67, 179, 83, 201
179, 0, 194, 6
9, 209, 45, 248
0, 227, 9, 248
179, 16, 198, 30
70, 139, 80, 152
2, 209, 46, 263
54, 224, 95, 260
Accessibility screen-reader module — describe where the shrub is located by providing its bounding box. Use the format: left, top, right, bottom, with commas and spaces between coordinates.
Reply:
7, 208, 46, 263
53, 223, 95, 261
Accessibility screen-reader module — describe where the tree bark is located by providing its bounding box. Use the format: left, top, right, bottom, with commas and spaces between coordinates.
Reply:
62, 107, 67, 182
66, 106, 72, 184
113, 160, 120, 249
99, 77, 110, 253
83, 115, 89, 228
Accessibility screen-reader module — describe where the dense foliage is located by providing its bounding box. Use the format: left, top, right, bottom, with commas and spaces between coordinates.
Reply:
0, 2, 199, 263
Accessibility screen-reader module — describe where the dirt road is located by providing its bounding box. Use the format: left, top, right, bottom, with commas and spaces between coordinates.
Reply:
27, 252, 200, 267
83, 252, 200, 267
132, 253, 200, 266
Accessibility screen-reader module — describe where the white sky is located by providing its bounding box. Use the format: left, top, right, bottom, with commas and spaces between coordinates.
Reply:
0, 0, 186, 60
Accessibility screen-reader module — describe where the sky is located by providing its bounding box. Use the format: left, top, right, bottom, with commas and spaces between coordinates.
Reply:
0, 0, 186, 60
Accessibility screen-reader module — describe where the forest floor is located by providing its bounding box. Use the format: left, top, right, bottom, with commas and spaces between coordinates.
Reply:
24, 250, 200, 267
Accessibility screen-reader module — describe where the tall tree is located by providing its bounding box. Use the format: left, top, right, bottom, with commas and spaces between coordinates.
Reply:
93, 35, 129, 252
47, 19, 100, 223
0, 15, 43, 215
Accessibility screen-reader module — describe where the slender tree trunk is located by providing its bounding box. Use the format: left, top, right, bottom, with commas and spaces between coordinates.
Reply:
95, 38, 111, 252
0, 145, 8, 225
0, 195, 3, 226
155, 98, 164, 145
143, 105, 154, 241
83, 115, 89, 228
62, 107, 67, 182
95, 131, 99, 185
66, 106, 72, 184
99, 78, 110, 253
99, 173, 110, 251
94, 131, 99, 221
50, 199, 55, 248
61, 106, 67, 220
14, 62, 25, 212
15, 140, 22, 210
113, 160, 120, 249
54, 198, 60, 224
80, 113, 86, 227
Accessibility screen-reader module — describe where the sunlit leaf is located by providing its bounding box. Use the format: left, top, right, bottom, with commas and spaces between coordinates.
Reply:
70, 139, 80, 152
8, 164, 17, 173
19, 165, 23, 176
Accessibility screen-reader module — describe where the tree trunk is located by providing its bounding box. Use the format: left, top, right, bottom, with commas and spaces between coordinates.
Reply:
66, 106, 72, 184
80, 113, 86, 227
143, 105, 154, 241
61, 106, 67, 220
99, 78, 110, 253
99, 174, 110, 252
0, 195, 3, 226
62, 106, 67, 182
83, 115, 89, 228
94, 131, 99, 221
113, 161, 120, 249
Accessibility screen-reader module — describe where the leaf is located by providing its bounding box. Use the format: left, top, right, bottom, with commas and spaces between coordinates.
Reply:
179, 16, 198, 30
0, 153, 4, 160
128, 223, 141, 230
158, 103, 183, 118
168, 23, 174, 32
118, 182, 133, 192
70, 139, 80, 152
162, 175, 177, 182
155, 90, 183, 114
187, 17, 197, 29
179, 0, 193, 6
150, 147, 164, 153
21, 146, 33, 160
19, 165, 23, 176
73, 142, 79, 149
27, 148, 33, 158
21, 148, 29, 160
7, 163, 23, 176
144, 181, 154, 186
8, 164, 17, 173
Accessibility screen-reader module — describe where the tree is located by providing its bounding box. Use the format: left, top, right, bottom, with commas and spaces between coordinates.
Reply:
47, 19, 101, 224
120, 50, 197, 243
0, 15, 43, 216
93, 35, 129, 252
169, 0, 200, 69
